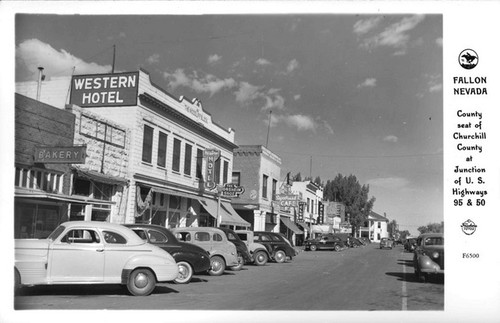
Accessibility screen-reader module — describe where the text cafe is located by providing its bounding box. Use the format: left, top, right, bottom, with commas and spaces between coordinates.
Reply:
70, 72, 139, 107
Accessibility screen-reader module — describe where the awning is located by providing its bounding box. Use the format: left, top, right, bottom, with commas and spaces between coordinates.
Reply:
151, 186, 202, 200
74, 167, 128, 185
197, 197, 235, 226
220, 202, 250, 228
298, 222, 310, 232
15, 187, 115, 205
280, 217, 303, 234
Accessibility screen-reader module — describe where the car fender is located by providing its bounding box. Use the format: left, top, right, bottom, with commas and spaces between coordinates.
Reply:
417, 254, 440, 271
250, 244, 271, 258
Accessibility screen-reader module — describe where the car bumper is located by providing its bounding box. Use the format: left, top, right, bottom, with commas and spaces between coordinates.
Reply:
417, 256, 444, 274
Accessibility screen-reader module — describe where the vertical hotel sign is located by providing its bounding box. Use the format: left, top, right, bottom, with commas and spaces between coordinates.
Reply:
203, 149, 220, 190
70, 72, 139, 107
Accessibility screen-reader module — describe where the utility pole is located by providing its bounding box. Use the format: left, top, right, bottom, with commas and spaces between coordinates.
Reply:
111, 44, 116, 73
265, 110, 272, 148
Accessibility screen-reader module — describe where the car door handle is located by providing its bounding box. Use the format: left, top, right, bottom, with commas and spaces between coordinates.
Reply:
96, 248, 104, 252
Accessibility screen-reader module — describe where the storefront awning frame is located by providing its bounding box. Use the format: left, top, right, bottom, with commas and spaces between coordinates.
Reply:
280, 216, 303, 234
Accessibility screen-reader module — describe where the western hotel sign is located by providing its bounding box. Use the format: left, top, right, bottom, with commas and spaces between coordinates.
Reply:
70, 72, 139, 107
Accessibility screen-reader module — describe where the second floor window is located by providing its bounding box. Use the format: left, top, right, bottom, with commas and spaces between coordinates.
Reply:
232, 172, 241, 186
142, 125, 154, 163
157, 132, 167, 167
272, 179, 277, 200
196, 148, 203, 179
262, 174, 268, 198
172, 138, 181, 172
184, 143, 192, 176
223, 160, 229, 184
215, 158, 221, 184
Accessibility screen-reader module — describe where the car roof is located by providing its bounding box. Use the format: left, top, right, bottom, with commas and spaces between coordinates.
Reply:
59, 221, 145, 244
171, 227, 224, 233
418, 232, 443, 238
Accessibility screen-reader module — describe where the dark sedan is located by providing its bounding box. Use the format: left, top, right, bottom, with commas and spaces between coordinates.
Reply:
124, 224, 211, 284
219, 227, 253, 270
305, 235, 345, 251
254, 231, 297, 263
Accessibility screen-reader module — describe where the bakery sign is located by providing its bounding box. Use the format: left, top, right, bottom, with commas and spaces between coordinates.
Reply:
34, 146, 87, 164
70, 72, 139, 107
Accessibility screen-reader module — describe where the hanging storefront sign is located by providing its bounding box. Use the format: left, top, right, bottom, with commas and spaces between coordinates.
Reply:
220, 183, 245, 198
275, 193, 299, 212
70, 72, 139, 107
203, 148, 220, 190
34, 146, 87, 164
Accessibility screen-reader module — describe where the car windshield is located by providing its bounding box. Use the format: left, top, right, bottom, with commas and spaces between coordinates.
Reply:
424, 237, 444, 246
47, 225, 66, 241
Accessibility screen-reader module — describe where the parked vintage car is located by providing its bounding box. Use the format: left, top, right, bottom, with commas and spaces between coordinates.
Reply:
379, 237, 394, 249
305, 234, 345, 251
14, 221, 179, 296
123, 224, 211, 284
413, 233, 444, 282
253, 231, 296, 263
219, 227, 253, 270
172, 227, 239, 276
404, 238, 417, 252
235, 230, 271, 266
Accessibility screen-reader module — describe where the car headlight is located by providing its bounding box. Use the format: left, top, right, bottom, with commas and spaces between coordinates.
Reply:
432, 251, 439, 258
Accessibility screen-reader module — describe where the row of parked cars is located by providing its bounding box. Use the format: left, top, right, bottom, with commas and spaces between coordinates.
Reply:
303, 233, 370, 251
14, 221, 298, 296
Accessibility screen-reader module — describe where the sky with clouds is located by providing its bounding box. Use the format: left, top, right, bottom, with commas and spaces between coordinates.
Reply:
15, 14, 443, 234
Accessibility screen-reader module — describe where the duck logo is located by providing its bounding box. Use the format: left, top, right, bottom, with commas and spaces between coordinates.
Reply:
461, 219, 477, 235
459, 49, 479, 70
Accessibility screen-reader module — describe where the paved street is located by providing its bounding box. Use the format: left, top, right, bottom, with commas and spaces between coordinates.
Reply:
14, 244, 443, 311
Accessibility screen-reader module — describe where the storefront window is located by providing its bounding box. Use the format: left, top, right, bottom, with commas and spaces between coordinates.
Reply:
15, 203, 61, 239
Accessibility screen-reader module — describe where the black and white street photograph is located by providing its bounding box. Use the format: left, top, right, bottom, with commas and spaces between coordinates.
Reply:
1, 1, 500, 323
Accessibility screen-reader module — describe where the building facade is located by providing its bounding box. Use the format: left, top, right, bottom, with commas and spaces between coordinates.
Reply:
290, 180, 324, 240
231, 145, 284, 232
359, 211, 389, 242
15, 69, 249, 230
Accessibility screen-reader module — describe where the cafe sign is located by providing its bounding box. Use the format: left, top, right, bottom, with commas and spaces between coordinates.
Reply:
34, 146, 87, 164
203, 148, 220, 190
70, 72, 139, 107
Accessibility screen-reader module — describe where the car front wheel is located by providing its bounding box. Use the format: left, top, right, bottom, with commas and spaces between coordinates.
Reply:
209, 256, 226, 276
174, 261, 193, 284
310, 244, 317, 251
334, 244, 341, 252
127, 268, 156, 296
274, 250, 286, 263
254, 251, 268, 266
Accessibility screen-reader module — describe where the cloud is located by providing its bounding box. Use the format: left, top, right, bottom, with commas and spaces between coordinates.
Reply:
163, 68, 236, 97
262, 94, 285, 111
286, 59, 299, 73
426, 74, 443, 93
353, 16, 383, 35
256, 58, 271, 66
435, 37, 443, 47
294, 94, 301, 100
146, 53, 160, 65
358, 15, 425, 55
383, 135, 398, 143
208, 54, 222, 65
270, 113, 317, 132
16, 39, 110, 81
367, 177, 410, 189
357, 78, 377, 88
234, 81, 263, 104
323, 120, 334, 135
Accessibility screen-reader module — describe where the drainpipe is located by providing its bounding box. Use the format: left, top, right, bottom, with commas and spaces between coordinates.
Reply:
36, 67, 44, 101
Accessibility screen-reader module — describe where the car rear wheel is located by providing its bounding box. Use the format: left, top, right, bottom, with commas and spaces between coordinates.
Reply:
127, 268, 156, 296
254, 251, 268, 266
334, 244, 341, 252
309, 245, 317, 251
174, 261, 193, 284
274, 250, 286, 263
209, 256, 226, 276
230, 253, 244, 271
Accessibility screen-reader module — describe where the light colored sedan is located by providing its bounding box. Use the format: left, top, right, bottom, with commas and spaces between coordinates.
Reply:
15, 221, 179, 296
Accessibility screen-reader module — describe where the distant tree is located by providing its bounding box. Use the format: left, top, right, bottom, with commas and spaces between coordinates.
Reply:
388, 219, 398, 238
399, 230, 411, 240
323, 174, 376, 236
313, 176, 322, 186
417, 222, 444, 234
292, 172, 302, 182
